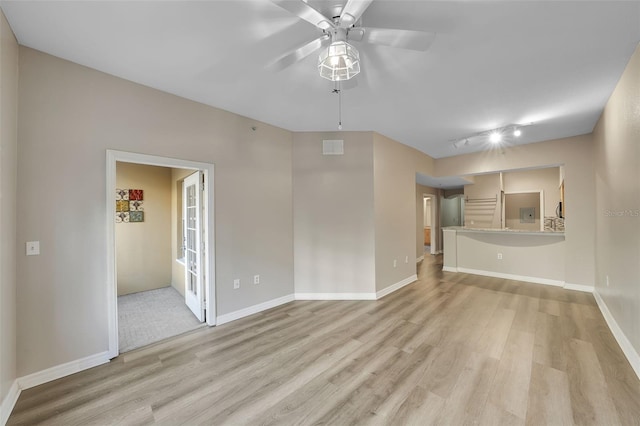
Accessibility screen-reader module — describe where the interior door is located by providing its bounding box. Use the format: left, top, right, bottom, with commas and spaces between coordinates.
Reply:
183, 171, 205, 322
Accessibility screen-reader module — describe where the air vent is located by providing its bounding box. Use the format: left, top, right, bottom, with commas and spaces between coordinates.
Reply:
322, 139, 344, 155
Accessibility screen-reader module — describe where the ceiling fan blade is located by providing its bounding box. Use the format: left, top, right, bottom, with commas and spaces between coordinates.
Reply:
338, 0, 373, 28
271, 0, 334, 30
355, 27, 436, 51
269, 35, 329, 71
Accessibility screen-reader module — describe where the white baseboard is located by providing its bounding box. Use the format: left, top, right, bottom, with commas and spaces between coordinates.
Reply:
295, 275, 418, 301
376, 275, 417, 299
593, 290, 640, 380
18, 351, 110, 391
1, 380, 20, 426
416, 256, 424, 263
216, 294, 295, 325
442, 266, 457, 273
456, 267, 564, 287
295, 292, 376, 301
563, 282, 594, 293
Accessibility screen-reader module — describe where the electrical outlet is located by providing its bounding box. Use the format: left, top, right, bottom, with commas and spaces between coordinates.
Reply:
497, 253, 503, 260
393, 259, 397, 268
254, 275, 260, 285
26, 241, 40, 256
233, 279, 240, 289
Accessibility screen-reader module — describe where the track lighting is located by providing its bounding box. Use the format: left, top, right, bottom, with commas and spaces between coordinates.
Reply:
452, 123, 531, 149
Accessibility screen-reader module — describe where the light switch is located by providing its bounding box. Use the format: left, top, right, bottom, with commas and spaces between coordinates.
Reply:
26, 241, 40, 256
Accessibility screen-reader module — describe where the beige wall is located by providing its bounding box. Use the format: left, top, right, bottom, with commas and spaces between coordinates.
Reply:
415, 183, 441, 259
503, 167, 560, 218
438, 134, 595, 287
374, 133, 432, 292
115, 162, 172, 296
293, 131, 436, 296
0, 8, 18, 408
593, 44, 640, 356
292, 132, 376, 295
505, 192, 540, 231
16, 47, 294, 376
456, 232, 565, 282
464, 173, 502, 228
170, 168, 193, 297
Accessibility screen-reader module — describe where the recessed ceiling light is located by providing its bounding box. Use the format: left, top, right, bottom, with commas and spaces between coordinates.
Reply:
490, 132, 502, 143
513, 128, 522, 137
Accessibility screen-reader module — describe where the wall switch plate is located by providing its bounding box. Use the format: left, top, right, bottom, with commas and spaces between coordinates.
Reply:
233, 279, 240, 289
26, 241, 40, 256
606, 275, 610, 287
497, 253, 503, 260
405, 256, 409, 263
393, 259, 397, 268
253, 275, 260, 285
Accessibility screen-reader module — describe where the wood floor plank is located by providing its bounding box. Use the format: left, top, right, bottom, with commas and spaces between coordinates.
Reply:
538, 297, 561, 316
488, 329, 535, 420
479, 402, 526, 426
368, 343, 441, 419
417, 341, 472, 399
434, 350, 500, 425
511, 295, 540, 333
474, 307, 517, 359
586, 317, 640, 424
8, 255, 640, 425
383, 386, 446, 426
533, 311, 568, 372
565, 338, 621, 425
525, 362, 573, 425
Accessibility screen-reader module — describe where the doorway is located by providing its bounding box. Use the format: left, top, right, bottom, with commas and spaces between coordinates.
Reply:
106, 150, 215, 359
423, 194, 437, 255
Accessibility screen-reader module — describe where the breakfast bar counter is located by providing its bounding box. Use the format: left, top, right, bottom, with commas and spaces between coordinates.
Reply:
443, 227, 566, 286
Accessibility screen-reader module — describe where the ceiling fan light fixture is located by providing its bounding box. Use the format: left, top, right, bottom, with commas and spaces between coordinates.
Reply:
318, 41, 360, 81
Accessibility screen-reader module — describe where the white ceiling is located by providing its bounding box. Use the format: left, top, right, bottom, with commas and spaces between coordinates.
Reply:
2, 1, 639, 159
417, 172, 472, 190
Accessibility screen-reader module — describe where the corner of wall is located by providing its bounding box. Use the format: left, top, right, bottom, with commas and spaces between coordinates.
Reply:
0, 7, 19, 422
593, 290, 640, 380
0, 380, 20, 426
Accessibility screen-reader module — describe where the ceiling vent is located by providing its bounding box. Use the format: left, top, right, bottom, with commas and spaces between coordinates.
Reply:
322, 139, 344, 155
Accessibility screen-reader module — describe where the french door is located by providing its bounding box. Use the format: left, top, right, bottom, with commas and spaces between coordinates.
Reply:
183, 171, 205, 321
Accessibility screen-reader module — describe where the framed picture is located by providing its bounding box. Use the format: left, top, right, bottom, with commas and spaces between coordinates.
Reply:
116, 189, 144, 222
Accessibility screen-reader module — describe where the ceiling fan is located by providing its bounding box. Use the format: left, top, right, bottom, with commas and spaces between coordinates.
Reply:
271, 0, 435, 81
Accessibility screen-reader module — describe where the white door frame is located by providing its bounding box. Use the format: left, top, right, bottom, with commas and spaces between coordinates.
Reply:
106, 150, 216, 359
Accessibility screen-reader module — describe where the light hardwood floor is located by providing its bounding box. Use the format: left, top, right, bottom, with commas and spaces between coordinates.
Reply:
9, 256, 640, 425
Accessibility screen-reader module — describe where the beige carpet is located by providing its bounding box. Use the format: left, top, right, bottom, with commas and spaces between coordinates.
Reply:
118, 286, 203, 353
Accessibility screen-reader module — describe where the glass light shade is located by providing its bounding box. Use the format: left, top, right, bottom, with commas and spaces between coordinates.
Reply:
318, 41, 360, 81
